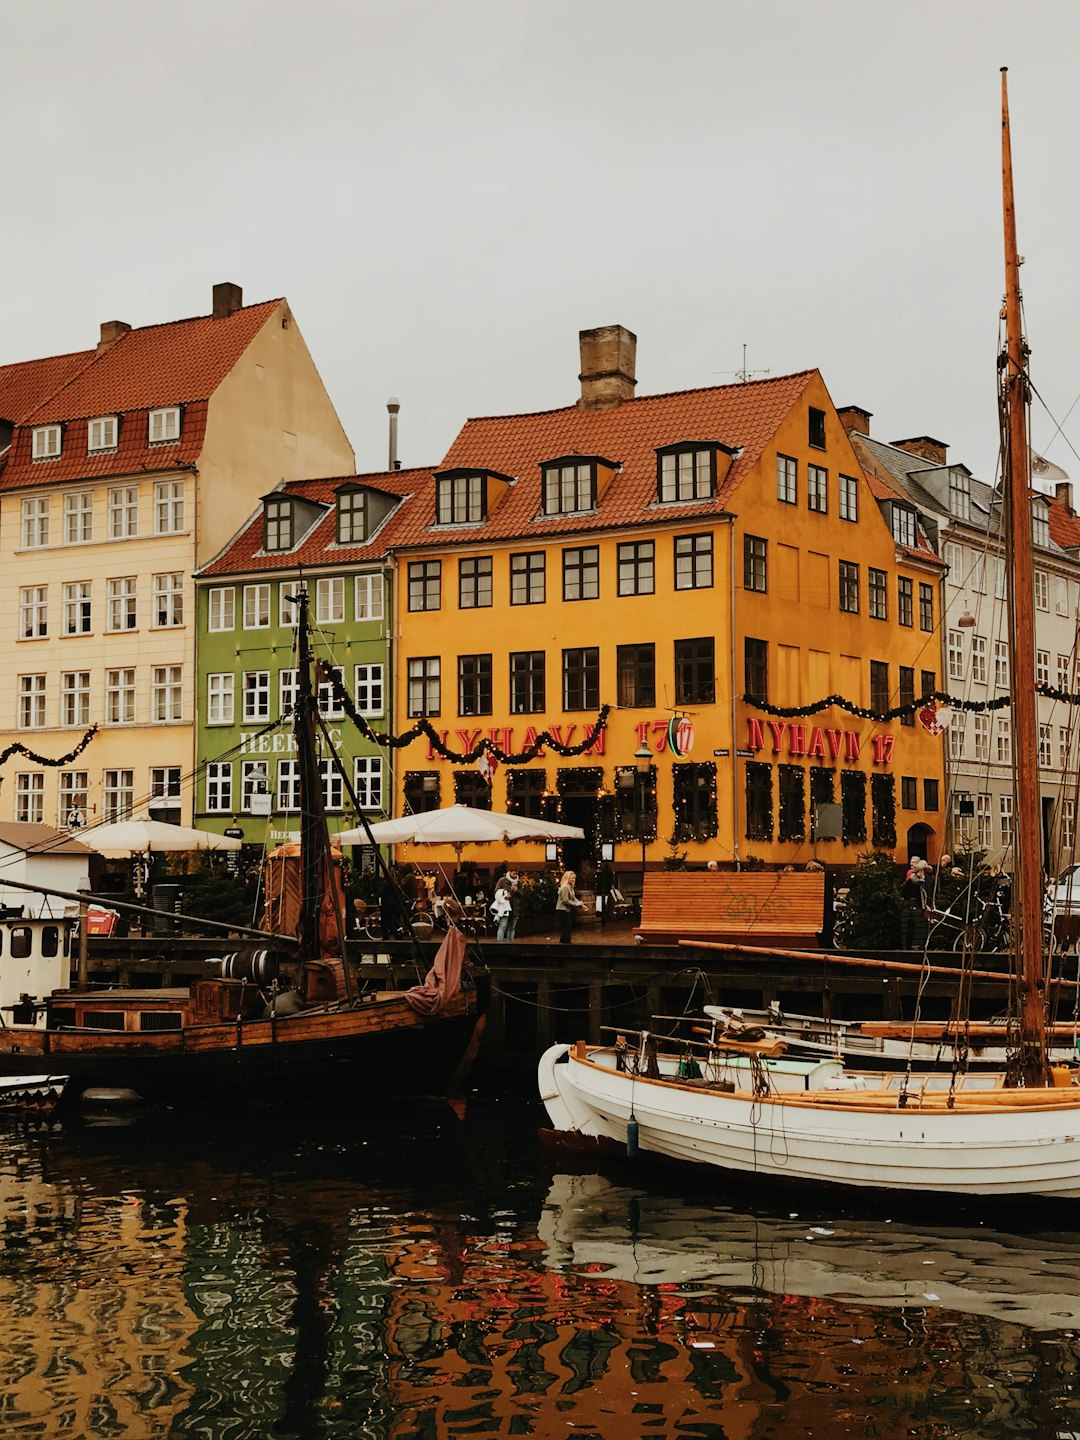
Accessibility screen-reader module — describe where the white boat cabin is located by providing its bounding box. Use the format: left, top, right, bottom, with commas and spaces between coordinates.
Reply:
0, 823, 92, 918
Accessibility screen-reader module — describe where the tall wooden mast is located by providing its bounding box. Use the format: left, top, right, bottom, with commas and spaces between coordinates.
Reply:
293, 586, 335, 976
1000, 67, 1050, 1086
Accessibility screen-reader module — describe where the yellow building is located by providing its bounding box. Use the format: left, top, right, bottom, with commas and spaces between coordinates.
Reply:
0, 282, 354, 828
391, 326, 945, 876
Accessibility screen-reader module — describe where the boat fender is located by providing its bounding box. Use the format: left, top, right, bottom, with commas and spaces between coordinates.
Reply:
626, 1115, 639, 1158
265, 988, 305, 1018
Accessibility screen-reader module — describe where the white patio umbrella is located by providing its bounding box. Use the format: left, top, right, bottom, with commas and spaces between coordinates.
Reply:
79, 819, 242, 856
335, 804, 584, 853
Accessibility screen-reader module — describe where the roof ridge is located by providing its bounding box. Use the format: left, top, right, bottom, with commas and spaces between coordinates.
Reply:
0, 346, 95, 373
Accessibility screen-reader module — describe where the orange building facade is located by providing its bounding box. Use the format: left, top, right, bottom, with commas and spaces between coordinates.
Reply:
391, 328, 946, 875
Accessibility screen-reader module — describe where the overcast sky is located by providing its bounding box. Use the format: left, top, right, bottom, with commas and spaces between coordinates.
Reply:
5, 2, 1080, 485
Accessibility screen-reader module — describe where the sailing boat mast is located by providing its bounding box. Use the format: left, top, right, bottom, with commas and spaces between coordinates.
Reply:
293, 586, 335, 973
1000, 67, 1050, 1086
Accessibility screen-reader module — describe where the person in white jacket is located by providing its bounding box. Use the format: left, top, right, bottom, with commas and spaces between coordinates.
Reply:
556, 870, 585, 945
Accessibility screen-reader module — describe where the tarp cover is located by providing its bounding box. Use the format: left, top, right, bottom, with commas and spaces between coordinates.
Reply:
405, 925, 465, 1015
262, 843, 345, 955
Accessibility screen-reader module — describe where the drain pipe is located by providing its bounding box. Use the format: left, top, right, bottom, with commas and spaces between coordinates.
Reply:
726, 516, 740, 870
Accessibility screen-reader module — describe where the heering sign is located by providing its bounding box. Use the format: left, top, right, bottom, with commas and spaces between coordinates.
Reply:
239, 726, 344, 756
746, 717, 895, 766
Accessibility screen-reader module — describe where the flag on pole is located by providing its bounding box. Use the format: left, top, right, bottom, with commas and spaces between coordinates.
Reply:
476, 752, 499, 786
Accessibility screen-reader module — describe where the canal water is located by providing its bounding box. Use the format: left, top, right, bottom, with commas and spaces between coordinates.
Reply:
2, 1092, 1079, 1439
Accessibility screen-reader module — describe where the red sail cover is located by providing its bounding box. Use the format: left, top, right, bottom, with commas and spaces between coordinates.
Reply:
405, 926, 465, 1015
262, 843, 345, 956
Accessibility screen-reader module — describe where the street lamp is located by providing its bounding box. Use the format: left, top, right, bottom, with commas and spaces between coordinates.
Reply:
634, 742, 652, 902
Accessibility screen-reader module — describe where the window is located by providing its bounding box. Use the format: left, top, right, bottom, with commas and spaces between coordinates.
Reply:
106, 577, 137, 631
919, 583, 934, 632
949, 470, 971, 520
675, 534, 713, 590
1032, 502, 1050, 548
64, 491, 93, 544
404, 771, 440, 814
673, 763, 718, 843
15, 773, 44, 824
105, 668, 136, 724
839, 561, 859, 613
108, 485, 138, 539
243, 584, 271, 629
746, 763, 773, 841
948, 630, 965, 682
617, 541, 654, 596
899, 666, 915, 727
148, 408, 180, 444
509, 651, 545, 714
977, 792, 992, 848
995, 558, 1007, 600
150, 768, 181, 819
354, 573, 384, 621
458, 655, 492, 717
408, 560, 441, 612
743, 535, 767, 593
1061, 726, 1071, 770
898, 576, 913, 627
839, 473, 858, 522
203, 589, 235, 639
971, 553, 985, 592
776, 454, 797, 504
18, 675, 46, 729
901, 776, 918, 810
868, 568, 888, 620
354, 664, 384, 717
153, 573, 184, 627
997, 717, 1012, 763
657, 447, 715, 503
924, 779, 940, 812
407, 657, 441, 717
154, 479, 184, 534
807, 465, 827, 512
1035, 570, 1049, 611
207, 673, 234, 725
1000, 793, 1014, 846
241, 761, 270, 814
459, 556, 492, 609
617, 643, 655, 708
949, 723, 966, 760
319, 759, 343, 813
242, 672, 269, 724
869, 661, 890, 714
19, 586, 47, 640
354, 756, 383, 812
58, 581, 91, 638
544, 460, 596, 514
336, 489, 367, 543
1040, 723, 1053, 768
1037, 649, 1050, 686
1059, 654, 1073, 691
891, 506, 917, 548
318, 667, 345, 717
21, 496, 50, 548
264, 499, 293, 551
675, 637, 715, 704
563, 546, 599, 601
437, 471, 487, 524
1064, 797, 1077, 852
508, 769, 547, 820
59, 770, 88, 829
1056, 576, 1069, 616
563, 648, 599, 711
744, 637, 768, 704
32, 425, 61, 460
510, 552, 545, 605
808, 407, 826, 449
152, 666, 182, 722
994, 640, 1010, 689
921, 669, 936, 701
973, 714, 990, 761
277, 760, 300, 812
279, 669, 297, 717
61, 671, 90, 727
206, 763, 233, 813
316, 576, 345, 624
971, 634, 988, 684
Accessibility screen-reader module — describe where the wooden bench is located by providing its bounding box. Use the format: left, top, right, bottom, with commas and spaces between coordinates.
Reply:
637, 871, 826, 949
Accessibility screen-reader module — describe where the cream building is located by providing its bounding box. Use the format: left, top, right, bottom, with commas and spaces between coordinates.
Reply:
0, 282, 354, 828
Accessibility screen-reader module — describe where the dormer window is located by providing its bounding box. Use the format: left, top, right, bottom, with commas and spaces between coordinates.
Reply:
1032, 498, 1050, 548
88, 416, 117, 453
436, 471, 486, 525
948, 469, 971, 520
148, 407, 181, 445
265, 498, 294, 552
32, 425, 61, 461
542, 458, 597, 516
337, 489, 367, 544
891, 504, 918, 549
656, 444, 728, 503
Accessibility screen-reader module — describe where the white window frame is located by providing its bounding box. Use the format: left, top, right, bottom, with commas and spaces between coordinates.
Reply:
206, 762, 233, 813
1040, 723, 1052, 768
1035, 570, 1049, 611
58, 770, 88, 829
279, 670, 298, 717
208, 587, 235, 632
280, 581, 304, 627
207, 673, 234, 725
943, 542, 962, 583
149, 408, 181, 444
103, 768, 135, 822
277, 760, 300, 813
151, 665, 183, 722
354, 573, 384, 622
21, 496, 50, 548
153, 573, 184, 628
973, 714, 990, 761
317, 666, 344, 719
1059, 654, 1073, 691
996, 717, 1012, 764
354, 663, 384, 717
977, 792, 993, 848
107, 577, 138, 632
1000, 793, 1014, 845
316, 576, 345, 624
994, 640, 1010, 690
150, 766, 182, 807
15, 772, 44, 824
241, 761, 270, 814
243, 583, 271, 630
88, 416, 117, 453
1037, 649, 1050, 687
108, 485, 139, 539
105, 667, 136, 725
64, 490, 94, 544
19, 586, 47, 640
18, 674, 46, 729
971, 634, 987, 685
353, 755, 383, 812
1056, 576, 1070, 616
153, 479, 185, 534
971, 553, 985, 593
62, 581, 92, 636
1064, 796, 1077, 854
947, 630, 964, 682
319, 758, 343, 813
61, 671, 90, 728
948, 723, 966, 760
242, 671, 270, 723
31, 425, 61, 461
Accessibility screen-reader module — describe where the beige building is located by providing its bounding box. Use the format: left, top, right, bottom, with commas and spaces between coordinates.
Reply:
0, 282, 353, 828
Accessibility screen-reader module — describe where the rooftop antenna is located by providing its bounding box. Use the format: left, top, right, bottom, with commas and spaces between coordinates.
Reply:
717, 345, 770, 383
387, 397, 401, 471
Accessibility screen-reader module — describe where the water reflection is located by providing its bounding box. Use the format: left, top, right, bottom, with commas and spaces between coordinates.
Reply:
0, 1102, 1078, 1438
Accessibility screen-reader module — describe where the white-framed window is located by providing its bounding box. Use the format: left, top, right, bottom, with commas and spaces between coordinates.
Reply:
88, 416, 117, 453
996, 717, 1012, 763
277, 760, 300, 812
776, 454, 797, 505
279, 669, 298, 717
149, 408, 181, 445
19, 586, 47, 640
995, 559, 1007, 600
58, 770, 88, 829
1064, 797, 1077, 854
279, 581, 304, 627
153, 573, 184, 628
354, 574, 384, 622
354, 663, 384, 717
243, 584, 270, 629
948, 723, 966, 760
207, 673, 234, 725
1056, 576, 1070, 616
977, 792, 993, 848
1033, 501, 1050, 548
973, 713, 990, 761
105, 667, 136, 724
1037, 649, 1050, 686
1035, 570, 1049, 611
106, 577, 137, 631
948, 469, 971, 519
62, 581, 92, 636
1059, 654, 1073, 691
947, 630, 964, 682
1061, 726, 1071, 770
150, 767, 182, 810
1000, 793, 1014, 845
21, 496, 50, 548
1040, 723, 1052, 768
153, 479, 184, 534
108, 485, 139, 539
316, 576, 345, 624
994, 640, 1010, 689
103, 768, 134, 821
839, 473, 858, 522
61, 671, 90, 727
317, 665, 344, 718
243, 671, 270, 723
32, 425, 61, 460
206, 762, 233, 813
241, 761, 270, 813
319, 758, 343, 812
208, 587, 235, 632
15, 772, 44, 824
18, 674, 46, 729
971, 634, 987, 685
353, 755, 383, 812
152, 665, 183, 722
943, 542, 962, 583
970, 553, 984, 593
64, 490, 93, 544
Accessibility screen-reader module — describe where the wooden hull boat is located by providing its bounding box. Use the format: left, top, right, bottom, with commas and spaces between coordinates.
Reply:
0, 1073, 67, 1114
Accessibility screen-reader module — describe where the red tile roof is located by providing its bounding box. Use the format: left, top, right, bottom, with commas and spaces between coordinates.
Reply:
386, 371, 817, 547
198, 467, 436, 577
1049, 493, 1080, 551
0, 300, 280, 490
0, 350, 94, 425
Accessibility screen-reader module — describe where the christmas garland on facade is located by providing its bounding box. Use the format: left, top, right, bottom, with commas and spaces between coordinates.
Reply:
870, 773, 897, 848
744, 689, 1028, 722
841, 770, 868, 845
0, 726, 97, 769
745, 761, 773, 842
319, 662, 609, 763
809, 768, 836, 842
777, 764, 806, 842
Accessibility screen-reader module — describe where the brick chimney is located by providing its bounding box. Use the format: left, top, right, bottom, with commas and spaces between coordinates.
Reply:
837, 405, 872, 436
577, 324, 637, 410
213, 281, 243, 319
892, 435, 948, 465
1056, 480, 1075, 514
97, 320, 132, 354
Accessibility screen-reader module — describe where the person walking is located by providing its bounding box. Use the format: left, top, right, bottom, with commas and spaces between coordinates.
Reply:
493, 867, 521, 942
556, 869, 585, 944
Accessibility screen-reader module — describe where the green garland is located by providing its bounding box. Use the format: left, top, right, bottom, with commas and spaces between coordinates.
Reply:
841, 770, 867, 845
745, 761, 773, 842
871, 773, 897, 848
809, 768, 836, 843
0, 726, 97, 768
778, 764, 806, 842
673, 761, 719, 843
